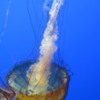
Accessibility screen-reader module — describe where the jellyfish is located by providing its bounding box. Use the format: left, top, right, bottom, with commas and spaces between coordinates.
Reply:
0, 0, 70, 100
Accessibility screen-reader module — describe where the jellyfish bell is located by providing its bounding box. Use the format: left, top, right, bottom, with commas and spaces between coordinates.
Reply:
6, 60, 70, 100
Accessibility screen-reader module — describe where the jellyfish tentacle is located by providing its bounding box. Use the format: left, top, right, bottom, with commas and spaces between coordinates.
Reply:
0, 0, 12, 43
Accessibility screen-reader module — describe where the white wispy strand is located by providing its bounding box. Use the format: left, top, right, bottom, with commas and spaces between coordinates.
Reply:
39, 0, 64, 66
27, 0, 64, 94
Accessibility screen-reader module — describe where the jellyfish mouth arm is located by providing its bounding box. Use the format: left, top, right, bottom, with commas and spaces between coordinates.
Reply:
27, 0, 64, 93
44, 0, 64, 36
39, 0, 64, 65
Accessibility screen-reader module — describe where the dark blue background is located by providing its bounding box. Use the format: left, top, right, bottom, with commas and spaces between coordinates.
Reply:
0, 0, 100, 100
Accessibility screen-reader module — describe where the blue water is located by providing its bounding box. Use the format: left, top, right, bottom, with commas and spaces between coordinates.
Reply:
0, 0, 100, 100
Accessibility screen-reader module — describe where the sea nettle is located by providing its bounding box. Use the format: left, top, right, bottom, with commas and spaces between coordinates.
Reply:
6, 0, 70, 100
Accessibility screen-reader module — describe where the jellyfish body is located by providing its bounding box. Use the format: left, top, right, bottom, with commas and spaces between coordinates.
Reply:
7, 60, 69, 100
0, 0, 70, 99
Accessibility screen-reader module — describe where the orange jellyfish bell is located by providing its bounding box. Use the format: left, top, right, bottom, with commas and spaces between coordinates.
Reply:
6, 60, 70, 100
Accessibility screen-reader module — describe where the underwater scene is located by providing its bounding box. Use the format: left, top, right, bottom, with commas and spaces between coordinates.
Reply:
0, 0, 100, 100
